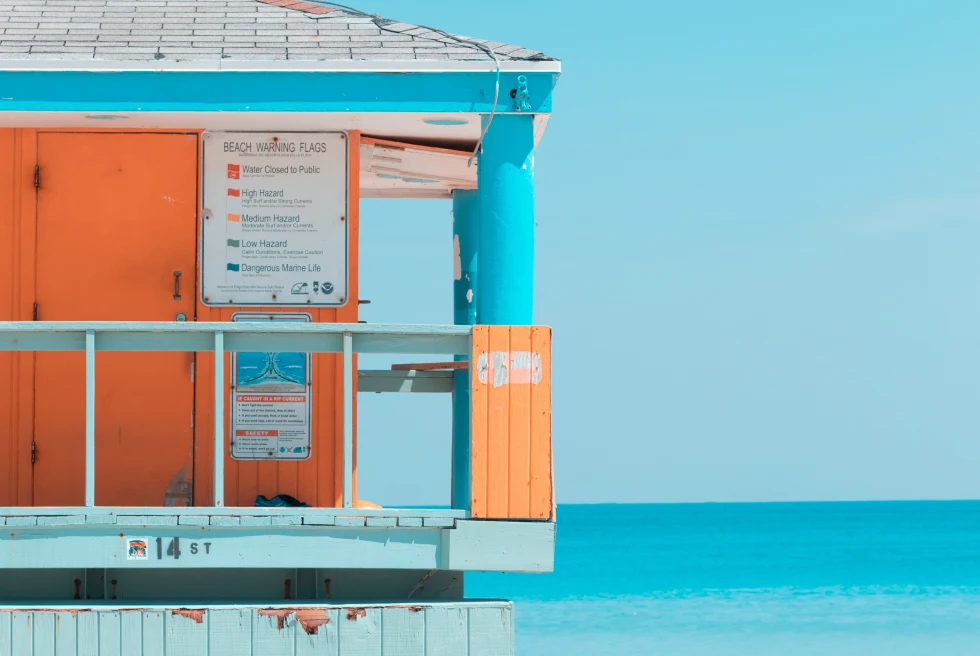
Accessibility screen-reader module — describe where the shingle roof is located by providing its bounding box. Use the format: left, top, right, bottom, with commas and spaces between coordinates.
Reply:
0, 0, 556, 63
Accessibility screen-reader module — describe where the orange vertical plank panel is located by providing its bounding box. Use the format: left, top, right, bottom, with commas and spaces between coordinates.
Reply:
16, 130, 36, 505
0, 129, 14, 505
507, 326, 532, 518
469, 325, 490, 518
529, 326, 554, 519
486, 326, 511, 518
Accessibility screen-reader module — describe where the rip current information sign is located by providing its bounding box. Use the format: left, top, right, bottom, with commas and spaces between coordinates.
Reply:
201, 131, 349, 307
230, 314, 312, 461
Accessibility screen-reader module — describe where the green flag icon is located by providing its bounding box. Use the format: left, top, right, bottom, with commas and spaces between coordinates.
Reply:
227, 239, 240, 247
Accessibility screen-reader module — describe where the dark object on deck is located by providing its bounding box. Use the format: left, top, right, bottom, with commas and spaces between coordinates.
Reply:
255, 494, 310, 508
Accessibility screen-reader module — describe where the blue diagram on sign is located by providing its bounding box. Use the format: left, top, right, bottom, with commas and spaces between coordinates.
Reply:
237, 351, 306, 387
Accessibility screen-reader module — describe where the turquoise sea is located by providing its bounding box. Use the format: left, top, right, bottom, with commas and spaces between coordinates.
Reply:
468, 502, 980, 655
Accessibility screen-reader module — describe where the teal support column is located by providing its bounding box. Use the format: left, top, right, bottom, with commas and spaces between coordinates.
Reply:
452, 189, 479, 511
477, 113, 536, 325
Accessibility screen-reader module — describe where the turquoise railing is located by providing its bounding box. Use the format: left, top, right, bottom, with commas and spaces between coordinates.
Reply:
0, 322, 471, 513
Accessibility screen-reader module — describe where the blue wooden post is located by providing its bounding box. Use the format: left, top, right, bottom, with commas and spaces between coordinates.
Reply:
452, 189, 479, 511
477, 114, 536, 325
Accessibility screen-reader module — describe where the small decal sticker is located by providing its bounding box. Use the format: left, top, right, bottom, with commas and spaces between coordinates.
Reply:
127, 538, 149, 561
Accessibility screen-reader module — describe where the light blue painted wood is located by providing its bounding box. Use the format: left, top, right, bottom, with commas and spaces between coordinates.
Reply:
2, 520, 552, 572
295, 608, 340, 656
37, 516, 84, 526
84, 330, 96, 508
54, 612, 77, 656
271, 516, 302, 526
424, 607, 467, 656
120, 612, 142, 655
0, 69, 557, 114
382, 608, 425, 656
352, 334, 469, 356
85, 515, 116, 525
76, 611, 98, 656
365, 517, 397, 527
140, 517, 179, 526
1, 604, 513, 655
98, 611, 121, 656
337, 607, 382, 656
240, 516, 273, 526
208, 516, 240, 526
166, 611, 207, 656
31, 612, 55, 656
207, 609, 251, 656
357, 370, 454, 394
213, 331, 224, 508
252, 610, 294, 656
0, 611, 9, 656
140, 612, 164, 656
177, 516, 209, 526
398, 518, 424, 528
0, 322, 470, 355
468, 606, 514, 656
7, 516, 37, 526
447, 520, 555, 573
335, 517, 365, 527
10, 612, 32, 655
423, 518, 455, 528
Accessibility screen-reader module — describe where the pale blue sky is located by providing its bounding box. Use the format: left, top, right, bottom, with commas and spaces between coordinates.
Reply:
354, 1, 980, 504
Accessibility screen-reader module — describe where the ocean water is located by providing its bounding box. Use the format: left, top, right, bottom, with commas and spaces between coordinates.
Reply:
467, 502, 980, 655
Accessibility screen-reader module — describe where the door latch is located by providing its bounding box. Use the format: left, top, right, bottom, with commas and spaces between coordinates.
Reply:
173, 271, 182, 301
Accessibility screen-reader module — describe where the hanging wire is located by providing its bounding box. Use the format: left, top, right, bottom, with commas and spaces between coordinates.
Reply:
301, 1, 509, 164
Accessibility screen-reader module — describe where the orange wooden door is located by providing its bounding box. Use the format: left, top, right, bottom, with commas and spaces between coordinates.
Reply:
33, 132, 198, 507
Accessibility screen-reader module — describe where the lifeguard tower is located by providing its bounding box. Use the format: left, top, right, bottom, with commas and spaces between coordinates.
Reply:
0, 1, 558, 653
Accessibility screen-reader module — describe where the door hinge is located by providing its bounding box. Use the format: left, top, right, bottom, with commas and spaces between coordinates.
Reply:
33, 165, 39, 189
31, 440, 36, 465
32, 302, 38, 321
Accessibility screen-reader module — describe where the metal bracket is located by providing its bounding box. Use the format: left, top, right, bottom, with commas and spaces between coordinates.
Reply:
514, 74, 531, 112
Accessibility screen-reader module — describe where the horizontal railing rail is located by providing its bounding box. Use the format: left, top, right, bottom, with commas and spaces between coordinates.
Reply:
0, 322, 471, 512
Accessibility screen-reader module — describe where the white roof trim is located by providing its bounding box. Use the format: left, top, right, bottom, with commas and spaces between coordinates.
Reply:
0, 59, 561, 74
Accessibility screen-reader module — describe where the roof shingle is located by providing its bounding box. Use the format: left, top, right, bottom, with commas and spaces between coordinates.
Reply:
0, 0, 557, 63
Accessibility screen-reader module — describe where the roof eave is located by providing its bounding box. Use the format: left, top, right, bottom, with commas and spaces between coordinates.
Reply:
0, 59, 562, 74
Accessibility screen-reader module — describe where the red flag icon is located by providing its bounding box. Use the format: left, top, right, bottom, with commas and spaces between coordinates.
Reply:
227, 163, 240, 180
227, 188, 240, 197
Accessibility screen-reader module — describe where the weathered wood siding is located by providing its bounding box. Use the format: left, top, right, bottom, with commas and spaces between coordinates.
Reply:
470, 325, 553, 520
0, 602, 513, 656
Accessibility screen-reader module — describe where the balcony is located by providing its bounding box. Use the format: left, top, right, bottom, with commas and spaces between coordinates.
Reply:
0, 322, 554, 577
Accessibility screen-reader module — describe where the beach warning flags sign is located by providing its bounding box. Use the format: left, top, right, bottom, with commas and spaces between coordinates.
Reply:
227, 163, 240, 179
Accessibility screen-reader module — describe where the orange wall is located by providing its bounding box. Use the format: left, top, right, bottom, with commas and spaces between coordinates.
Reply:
470, 325, 554, 520
0, 129, 36, 506
0, 128, 359, 508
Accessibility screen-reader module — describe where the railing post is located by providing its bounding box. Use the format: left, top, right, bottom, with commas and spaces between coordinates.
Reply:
342, 330, 353, 508
214, 330, 225, 507
84, 329, 96, 508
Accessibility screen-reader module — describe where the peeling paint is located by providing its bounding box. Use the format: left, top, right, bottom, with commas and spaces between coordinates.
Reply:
258, 608, 330, 635
466, 288, 473, 303
453, 234, 462, 281
172, 609, 205, 624
476, 350, 542, 386
163, 464, 192, 507
346, 608, 367, 621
